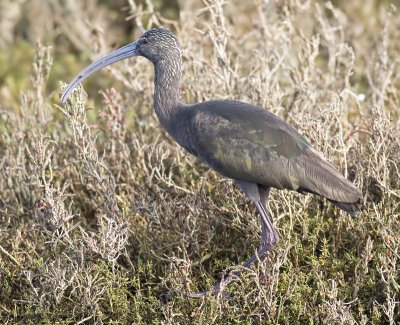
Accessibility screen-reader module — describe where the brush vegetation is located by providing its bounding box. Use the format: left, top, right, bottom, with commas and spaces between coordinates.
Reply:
0, 0, 399, 323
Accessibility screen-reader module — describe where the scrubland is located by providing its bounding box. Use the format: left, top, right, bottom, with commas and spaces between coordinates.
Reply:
0, 0, 399, 323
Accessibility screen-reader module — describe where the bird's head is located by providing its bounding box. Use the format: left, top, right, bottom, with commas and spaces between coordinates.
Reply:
60, 27, 180, 103
136, 28, 181, 64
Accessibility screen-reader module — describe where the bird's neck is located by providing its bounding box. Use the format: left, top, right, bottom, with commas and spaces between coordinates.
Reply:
153, 58, 181, 132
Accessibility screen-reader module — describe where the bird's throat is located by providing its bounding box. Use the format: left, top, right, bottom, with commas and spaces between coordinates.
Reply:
153, 59, 181, 132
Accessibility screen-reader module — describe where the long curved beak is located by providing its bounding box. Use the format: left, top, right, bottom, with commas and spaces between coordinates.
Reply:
60, 40, 139, 104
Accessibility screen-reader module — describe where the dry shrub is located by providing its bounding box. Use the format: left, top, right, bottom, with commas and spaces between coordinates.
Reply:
0, 0, 399, 323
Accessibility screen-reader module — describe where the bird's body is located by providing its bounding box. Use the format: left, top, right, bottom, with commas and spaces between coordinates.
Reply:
61, 27, 362, 297
168, 100, 360, 214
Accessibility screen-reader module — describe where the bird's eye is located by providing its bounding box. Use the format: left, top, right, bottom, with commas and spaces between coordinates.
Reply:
139, 38, 148, 45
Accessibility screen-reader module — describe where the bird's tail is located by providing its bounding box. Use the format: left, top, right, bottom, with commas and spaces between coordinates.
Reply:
296, 148, 363, 216
327, 199, 362, 216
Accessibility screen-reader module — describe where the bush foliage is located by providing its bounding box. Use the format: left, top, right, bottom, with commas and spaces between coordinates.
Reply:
0, 0, 399, 323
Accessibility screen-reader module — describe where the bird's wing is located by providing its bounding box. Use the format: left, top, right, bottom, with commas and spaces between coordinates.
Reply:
189, 100, 361, 205
190, 100, 309, 189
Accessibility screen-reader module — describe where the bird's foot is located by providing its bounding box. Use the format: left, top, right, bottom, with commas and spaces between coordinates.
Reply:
174, 268, 245, 299
174, 275, 236, 299
175, 245, 272, 299
175, 203, 278, 299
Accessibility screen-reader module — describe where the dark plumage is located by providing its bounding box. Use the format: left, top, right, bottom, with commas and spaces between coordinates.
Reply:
61, 27, 362, 297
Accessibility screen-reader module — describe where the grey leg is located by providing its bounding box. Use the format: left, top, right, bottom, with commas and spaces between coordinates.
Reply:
236, 197, 278, 269
178, 181, 278, 298
259, 185, 270, 207
237, 182, 278, 250
257, 184, 278, 246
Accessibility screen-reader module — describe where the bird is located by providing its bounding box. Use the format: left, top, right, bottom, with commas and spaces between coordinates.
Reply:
61, 27, 362, 297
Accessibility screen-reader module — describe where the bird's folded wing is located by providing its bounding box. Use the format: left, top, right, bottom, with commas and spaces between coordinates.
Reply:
191, 100, 309, 189
190, 100, 361, 205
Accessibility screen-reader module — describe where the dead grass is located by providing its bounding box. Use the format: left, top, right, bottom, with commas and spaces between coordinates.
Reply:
0, 0, 399, 323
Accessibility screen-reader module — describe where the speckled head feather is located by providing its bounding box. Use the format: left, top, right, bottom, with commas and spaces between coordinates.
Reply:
137, 28, 181, 64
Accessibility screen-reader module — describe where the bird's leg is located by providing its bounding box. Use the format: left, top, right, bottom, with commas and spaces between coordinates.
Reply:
238, 201, 278, 270
177, 183, 278, 298
256, 201, 279, 248
258, 185, 278, 246
179, 215, 270, 298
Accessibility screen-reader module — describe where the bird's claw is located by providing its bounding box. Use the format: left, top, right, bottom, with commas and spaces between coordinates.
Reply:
175, 200, 277, 299
175, 249, 271, 299
174, 273, 239, 299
